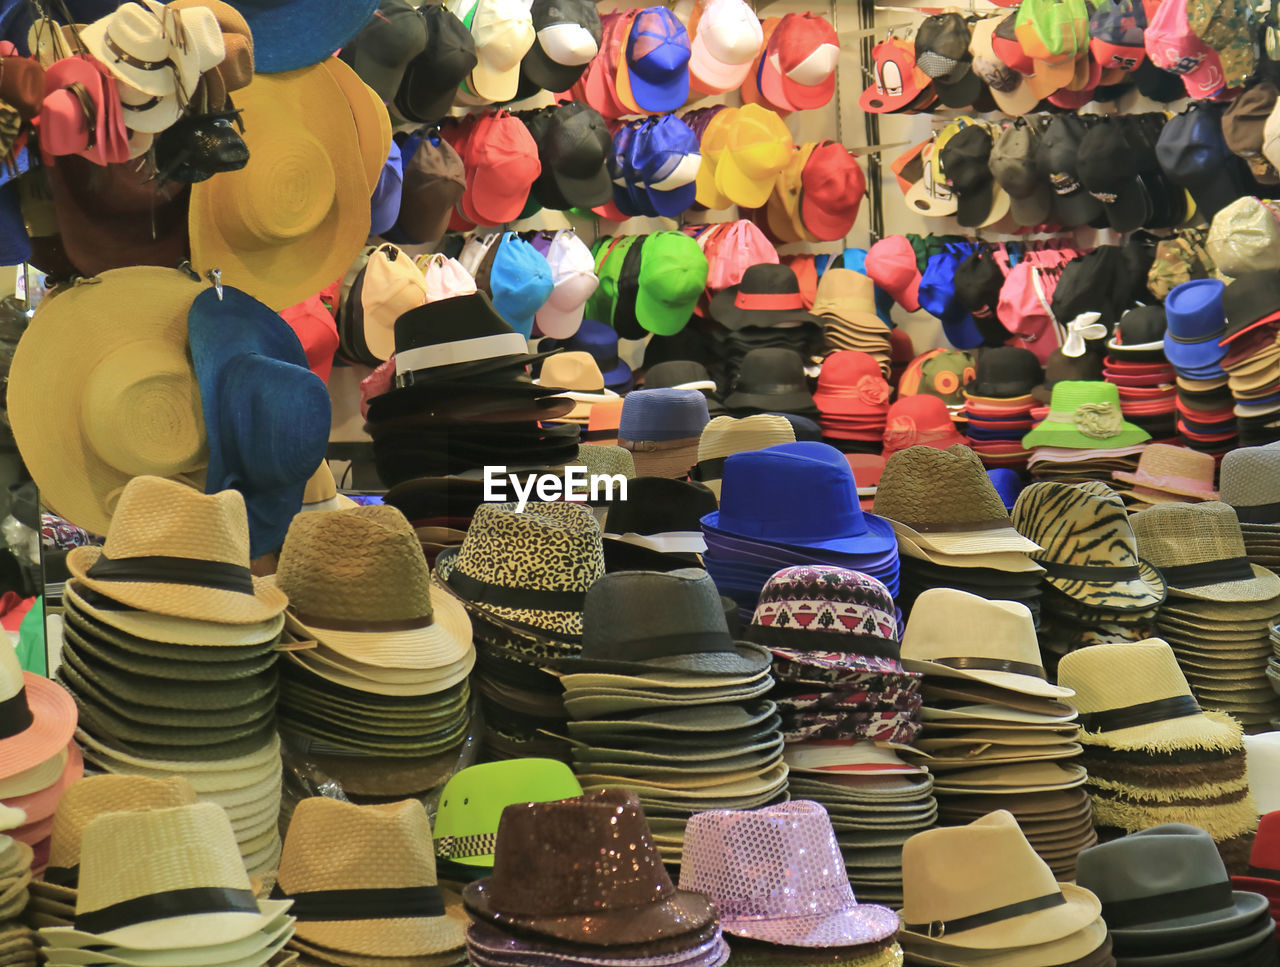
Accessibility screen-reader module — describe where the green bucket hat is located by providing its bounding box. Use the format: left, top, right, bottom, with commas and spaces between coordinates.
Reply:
1022, 380, 1152, 450
433, 759, 582, 868
634, 231, 708, 337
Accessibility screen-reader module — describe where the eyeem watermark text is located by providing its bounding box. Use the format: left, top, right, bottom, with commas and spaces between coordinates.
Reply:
484, 466, 628, 513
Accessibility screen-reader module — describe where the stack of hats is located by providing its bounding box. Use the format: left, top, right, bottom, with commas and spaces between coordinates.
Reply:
702, 442, 901, 622
462, 790, 729, 967
1133, 501, 1280, 729
1077, 824, 1276, 965
556, 569, 783, 863
1221, 443, 1280, 572
722, 349, 818, 420
898, 811, 1110, 967
1058, 640, 1258, 872
363, 292, 579, 487
274, 797, 467, 967
435, 502, 604, 762
272, 506, 475, 803
1013, 481, 1167, 671
0, 832, 32, 929
617, 388, 710, 479
1023, 381, 1152, 484
37, 803, 293, 966
678, 802, 902, 962
601, 477, 717, 573
881, 394, 965, 461
962, 347, 1043, 471
689, 415, 796, 499
748, 566, 933, 905
1165, 279, 1239, 456
1104, 304, 1178, 445
57, 476, 285, 873
873, 445, 1045, 624
812, 350, 891, 451
29, 775, 197, 930
536, 352, 619, 434
902, 589, 1096, 880
812, 269, 891, 372
642, 361, 723, 416
1231, 810, 1280, 930
1221, 271, 1280, 447
1112, 443, 1219, 510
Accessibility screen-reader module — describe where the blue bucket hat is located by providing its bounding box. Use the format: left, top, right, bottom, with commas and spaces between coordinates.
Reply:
634, 115, 700, 217
489, 232, 554, 339
188, 287, 332, 557
1164, 278, 1229, 375
618, 388, 709, 442
231, 0, 379, 73
370, 140, 404, 237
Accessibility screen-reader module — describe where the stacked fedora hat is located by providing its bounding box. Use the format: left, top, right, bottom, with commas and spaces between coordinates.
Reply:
812, 269, 892, 373
702, 442, 901, 622
617, 388, 711, 479
600, 477, 717, 573
961, 347, 1044, 471
555, 569, 782, 863
56, 476, 286, 873
1057, 640, 1258, 872
678, 801, 902, 964
29, 775, 197, 930
1012, 481, 1167, 673
272, 506, 475, 805
747, 566, 933, 905
873, 445, 1045, 624
1219, 270, 1280, 448
272, 797, 467, 967
37, 802, 295, 967
688, 414, 796, 499
0, 831, 38, 962
901, 589, 1096, 880
435, 501, 604, 761
1076, 824, 1277, 966
536, 351, 619, 434
1111, 443, 1219, 511
898, 811, 1111, 966
1221, 443, 1280, 574
462, 790, 729, 967
1133, 501, 1280, 728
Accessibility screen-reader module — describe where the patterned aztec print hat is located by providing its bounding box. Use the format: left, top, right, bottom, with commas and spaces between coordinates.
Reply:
746, 565, 903, 674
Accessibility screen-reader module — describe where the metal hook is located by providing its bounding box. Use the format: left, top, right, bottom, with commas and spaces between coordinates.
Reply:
207, 268, 223, 301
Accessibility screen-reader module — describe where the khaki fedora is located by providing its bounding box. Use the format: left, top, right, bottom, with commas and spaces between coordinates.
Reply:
1133, 501, 1280, 603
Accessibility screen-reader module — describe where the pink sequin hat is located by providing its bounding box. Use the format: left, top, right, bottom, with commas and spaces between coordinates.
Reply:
677, 800, 901, 947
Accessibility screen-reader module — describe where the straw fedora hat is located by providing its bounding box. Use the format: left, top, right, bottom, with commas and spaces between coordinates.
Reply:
63, 581, 284, 649
901, 588, 1073, 699
189, 63, 370, 312
1113, 443, 1219, 502
273, 797, 465, 957
66, 476, 288, 626
1057, 639, 1243, 753
7, 268, 209, 538
1133, 502, 1280, 603
690, 414, 796, 498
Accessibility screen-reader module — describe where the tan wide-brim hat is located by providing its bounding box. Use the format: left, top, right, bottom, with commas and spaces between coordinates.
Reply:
189, 64, 371, 312
7, 268, 210, 538
320, 58, 391, 197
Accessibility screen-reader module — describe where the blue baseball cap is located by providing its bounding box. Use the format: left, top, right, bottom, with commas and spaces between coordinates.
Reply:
919, 245, 983, 350
610, 123, 647, 218
1163, 278, 1229, 374
489, 232, 554, 339
370, 140, 404, 238
1156, 105, 1252, 223
634, 114, 701, 217
623, 7, 691, 112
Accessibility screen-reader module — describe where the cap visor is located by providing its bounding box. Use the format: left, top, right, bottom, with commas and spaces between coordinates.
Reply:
931, 69, 982, 107
646, 183, 697, 218
956, 183, 996, 228
469, 60, 522, 103
521, 46, 587, 94
715, 152, 774, 209
989, 81, 1040, 116
552, 168, 614, 209
859, 82, 922, 113
1051, 189, 1105, 228
626, 66, 690, 113
781, 74, 835, 110
1032, 57, 1076, 90
1101, 180, 1151, 233
1009, 186, 1052, 226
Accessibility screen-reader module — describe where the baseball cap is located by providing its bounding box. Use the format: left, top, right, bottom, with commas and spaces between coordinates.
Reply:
714, 102, 794, 209
621, 6, 691, 113
630, 114, 700, 217
340, 0, 428, 102
989, 117, 1053, 226
395, 4, 477, 123
688, 0, 763, 94
1208, 197, 1280, 278
919, 246, 985, 350
953, 250, 1011, 347
536, 101, 612, 209
1077, 116, 1151, 232
371, 140, 404, 238
579, 10, 632, 118
1036, 114, 1104, 228
361, 244, 429, 361
1014, 0, 1088, 90
397, 133, 465, 242
635, 231, 708, 336
1188, 0, 1256, 90
799, 141, 865, 242
535, 230, 598, 339
693, 105, 735, 209
1224, 81, 1280, 185
463, 111, 541, 225
1157, 104, 1253, 222
905, 124, 962, 217
865, 234, 922, 312
521, 0, 601, 93
487, 232, 554, 338
969, 16, 1039, 115
914, 14, 982, 107
1089, 0, 1147, 71
1144, 0, 1226, 98
760, 12, 839, 111
858, 37, 930, 113
590, 234, 639, 326
611, 234, 648, 338
420, 253, 477, 303
465, 0, 536, 102
939, 123, 1009, 228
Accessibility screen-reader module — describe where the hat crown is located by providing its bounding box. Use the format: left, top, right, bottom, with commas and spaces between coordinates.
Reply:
1057, 638, 1197, 716
276, 505, 436, 623
583, 568, 734, 660
678, 801, 856, 919
1132, 500, 1249, 570
1013, 480, 1143, 570
49, 775, 198, 870
77, 802, 251, 917
1165, 278, 1227, 338
816, 350, 885, 390
451, 501, 604, 595
874, 444, 1014, 530
541, 351, 606, 392
812, 268, 877, 318
98, 476, 252, 569
1075, 823, 1231, 915
1220, 443, 1280, 510
735, 348, 807, 392
278, 797, 440, 893
619, 388, 710, 442
736, 263, 803, 296
749, 565, 898, 650
1127, 443, 1215, 488
697, 414, 796, 462
902, 588, 1044, 672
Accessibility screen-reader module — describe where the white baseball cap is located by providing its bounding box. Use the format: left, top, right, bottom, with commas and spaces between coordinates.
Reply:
420, 254, 479, 303
688, 0, 763, 95
469, 0, 536, 102
535, 230, 598, 339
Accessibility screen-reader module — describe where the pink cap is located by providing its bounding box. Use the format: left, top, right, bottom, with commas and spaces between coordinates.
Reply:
704, 219, 778, 290
864, 235, 921, 312
997, 261, 1060, 364
360, 357, 397, 420
1144, 0, 1226, 98
421, 254, 477, 303
689, 0, 763, 94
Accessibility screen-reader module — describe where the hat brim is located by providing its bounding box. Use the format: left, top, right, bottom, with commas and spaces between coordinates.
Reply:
1050, 189, 1105, 229
1163, 563, 1280, 604
554, 642, 771, 678
901, 657, 1073, 700
241, 0, 376, 73
551, 167, 614, 211
41, 899, 293, 952
0, 677, 77, 785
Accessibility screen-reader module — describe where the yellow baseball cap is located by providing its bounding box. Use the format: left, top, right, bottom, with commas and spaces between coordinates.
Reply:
714, 102, 794, 209
695, 106, 737, 209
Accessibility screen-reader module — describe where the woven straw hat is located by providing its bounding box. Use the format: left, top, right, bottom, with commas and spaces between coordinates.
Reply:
188, 63, 370, 312
1112, 443, 1219, 501
1012, 481, 1167, 611
900, 810, 1100, 950
1133, 501, 1280, 603
873, 445, 1041, 556
274, 506, 472, 676
1057, 639, 1243, 753
7, 268, 209, 538
902, 588, 1072, 699
1220, 444, 1280, 526
691, 414, 796, 498
63, 581, 284, 648
66, 476, 288, 626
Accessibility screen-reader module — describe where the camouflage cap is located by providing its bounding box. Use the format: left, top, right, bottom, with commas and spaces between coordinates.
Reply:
1187, 0, 1258, 89
1146, 231, 1217, 300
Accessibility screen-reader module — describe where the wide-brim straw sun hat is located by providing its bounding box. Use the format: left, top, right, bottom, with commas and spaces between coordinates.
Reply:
7, 268, 209, 539
66, 476, 287, 626
1133, 501, 1280, 603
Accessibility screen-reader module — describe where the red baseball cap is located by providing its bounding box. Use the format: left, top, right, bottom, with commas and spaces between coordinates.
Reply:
281, 294, 340, 384
865, 234, 922, 312
440, 116, 478, 232
463, 111, 541, 225
760, 13, 839, 111
858, 38, 930, 114
740, 15, 782, 109
800, 141, 866, 242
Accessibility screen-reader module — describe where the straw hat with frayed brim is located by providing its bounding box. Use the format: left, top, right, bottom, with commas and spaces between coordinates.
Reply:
1133, 501, 1280, 603
66, 476, 287, 626
6, 268, 209, 539
189, 63, 370, 312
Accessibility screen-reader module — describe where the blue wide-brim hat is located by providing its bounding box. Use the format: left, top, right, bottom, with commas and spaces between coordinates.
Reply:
188, 286, 332, 557
229, 0, 379, 73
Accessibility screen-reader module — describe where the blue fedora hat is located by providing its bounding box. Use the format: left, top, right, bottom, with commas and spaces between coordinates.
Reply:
1164, 278, 1229, 374
231, 0, 378, 73
188, 287, 332, 557
704, 441, 897, 557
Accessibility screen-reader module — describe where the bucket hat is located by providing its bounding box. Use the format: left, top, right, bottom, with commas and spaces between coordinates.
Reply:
1113, 443, 1219, 502
1022, 380, 1152, 449
1133, 501, 1280, 603
65, 475, 289, 626
679, 801, 898, 947
690, 414, 796, 498
710, 264, 823, 331
188, 286, 331, 558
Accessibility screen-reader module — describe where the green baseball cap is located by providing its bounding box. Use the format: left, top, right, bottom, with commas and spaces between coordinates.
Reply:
586, 235, 639, 328
1015, 0, 1088, 62
1022, 380, 1152, 450
634, 231, 708, 337
433, 758, 582, 868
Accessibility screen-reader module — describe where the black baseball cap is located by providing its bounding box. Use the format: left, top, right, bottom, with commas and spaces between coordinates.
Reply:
535, 101, 612, 210
1128, 114, 1180, 229
1077, 117, 1151, 233
520, 0, 603, 93
940, 123, 999, 228
612, 235, 648, 340
1133, 58, 1187, 102
953, 250, 1010, 347
971, 346, 1044, 398
339, 0, 428, 102
394, 4, 477, 123
1051, 246, 1129, 333
914, 14, 983, 108
1156, 104, 1253, 222
1036, 114, 1105, 228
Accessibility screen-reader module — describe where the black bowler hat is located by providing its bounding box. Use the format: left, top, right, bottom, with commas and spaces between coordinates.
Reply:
1107, 304, 1168, 362
394, 5, 477, 123
1031, 350, 1104, 404
971, 347, 1044, 400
